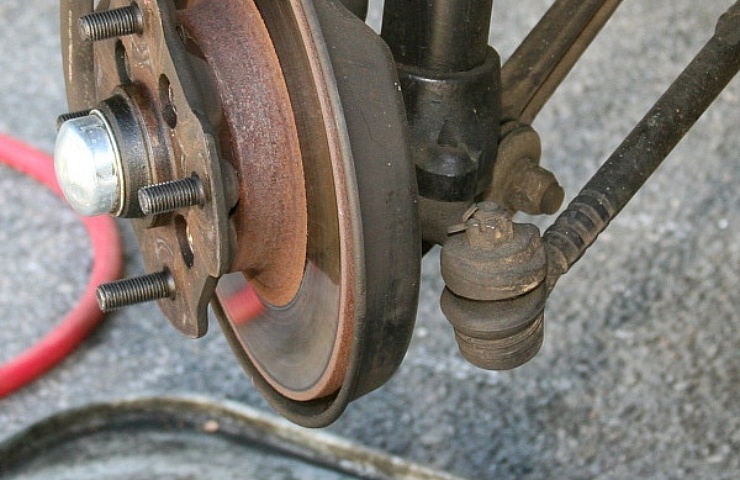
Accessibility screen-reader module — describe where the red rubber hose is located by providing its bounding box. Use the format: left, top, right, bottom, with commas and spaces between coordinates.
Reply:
0, 133, 122, 398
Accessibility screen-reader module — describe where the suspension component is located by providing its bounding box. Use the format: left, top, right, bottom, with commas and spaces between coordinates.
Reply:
440, 202, 547, 369
544, 1, 740, 289
54, 0, 740, 428
382, 0, 502, 246
440, 284, 546, 371
486, 121, 564, 215
501, 0, 624, 124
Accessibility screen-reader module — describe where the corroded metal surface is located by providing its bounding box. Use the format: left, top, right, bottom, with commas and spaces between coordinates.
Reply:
439, 202, 547, 370
441, 204, 546, 302
194, 0, 358, 402
8, 0, 740, 475
178, 0, 308, 308
59, 0, 419, 423
214, 0, 419, 424
60, 0, 95, 110
485, 121, 564, 216
87, 0, 232, 337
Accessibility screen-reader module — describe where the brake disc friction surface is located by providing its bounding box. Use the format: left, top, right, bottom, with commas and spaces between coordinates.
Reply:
211, 0, 421, 423
178, 0, 356, 401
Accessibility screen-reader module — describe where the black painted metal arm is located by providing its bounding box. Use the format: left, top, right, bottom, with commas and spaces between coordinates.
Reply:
382, 0, 494, 73
501, 0, 623, 124
339, 0, 368, 19
544, 1, 740, 289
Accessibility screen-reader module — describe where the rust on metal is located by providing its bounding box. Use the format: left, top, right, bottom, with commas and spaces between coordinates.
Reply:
486, 121, 564, 215
60, 0, 95, 110
66, 0, 363, 403
242, 0, 357, 402
178, 0, 308, 308
183, 0, 359, 402
89, 0, 232, 337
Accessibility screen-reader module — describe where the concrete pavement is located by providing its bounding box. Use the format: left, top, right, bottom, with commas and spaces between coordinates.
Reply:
1, 1, 738, 478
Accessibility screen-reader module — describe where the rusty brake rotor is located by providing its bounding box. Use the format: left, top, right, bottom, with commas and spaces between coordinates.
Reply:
179, 0, 355, 402
58, 0, 420, 426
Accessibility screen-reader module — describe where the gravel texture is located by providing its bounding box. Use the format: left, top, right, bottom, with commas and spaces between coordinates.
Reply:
1, 1, 738, 479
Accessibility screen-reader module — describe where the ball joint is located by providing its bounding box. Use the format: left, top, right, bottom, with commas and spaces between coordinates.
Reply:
440, 201, 548, 370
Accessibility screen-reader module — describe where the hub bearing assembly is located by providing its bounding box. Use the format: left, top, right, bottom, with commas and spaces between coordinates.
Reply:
57, 0, 419, 427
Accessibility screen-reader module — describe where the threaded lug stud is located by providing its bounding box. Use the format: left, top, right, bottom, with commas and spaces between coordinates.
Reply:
96, 271, 175, 312
56, 109, 92, 131
80, 5, 143, 42
138, 177, 206, 216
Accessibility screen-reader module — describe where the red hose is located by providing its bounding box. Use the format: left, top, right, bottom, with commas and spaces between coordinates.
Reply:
0, 133, 122, 398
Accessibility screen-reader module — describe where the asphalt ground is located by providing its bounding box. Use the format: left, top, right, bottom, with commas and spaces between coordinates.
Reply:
1, 1, 738, 478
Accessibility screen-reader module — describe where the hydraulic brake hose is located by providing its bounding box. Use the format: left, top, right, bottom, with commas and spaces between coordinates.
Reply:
0, 133, 122, 398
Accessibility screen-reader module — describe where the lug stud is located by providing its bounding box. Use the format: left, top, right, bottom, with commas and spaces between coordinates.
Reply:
138, 177, 206, 216
96, 271, 175, 312
80, 5, 143, 42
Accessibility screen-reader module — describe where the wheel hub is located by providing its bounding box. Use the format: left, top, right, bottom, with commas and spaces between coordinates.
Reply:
57, 0, 420, 426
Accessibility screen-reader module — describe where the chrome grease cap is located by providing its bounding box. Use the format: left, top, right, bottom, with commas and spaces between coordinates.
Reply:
54, 111, 121, 216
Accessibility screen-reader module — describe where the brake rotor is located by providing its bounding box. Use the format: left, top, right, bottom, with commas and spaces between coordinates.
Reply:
59, 0, 420, 426
177, 0, 354, 401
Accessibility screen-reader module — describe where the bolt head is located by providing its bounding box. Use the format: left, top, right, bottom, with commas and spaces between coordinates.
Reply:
54, 111, 122, 216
